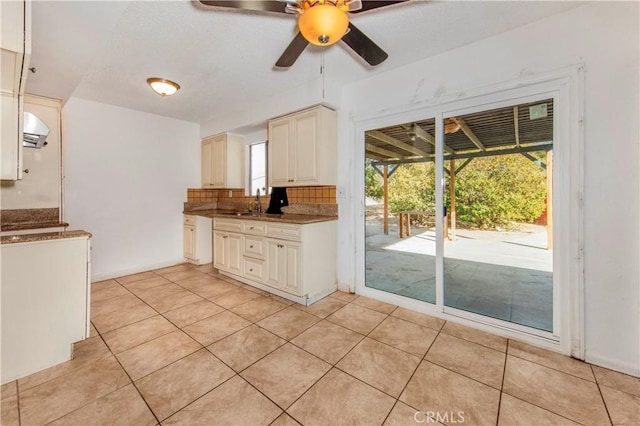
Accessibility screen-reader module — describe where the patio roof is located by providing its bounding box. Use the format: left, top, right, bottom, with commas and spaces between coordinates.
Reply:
366, 98, 554, 165
366, 98, 555, 249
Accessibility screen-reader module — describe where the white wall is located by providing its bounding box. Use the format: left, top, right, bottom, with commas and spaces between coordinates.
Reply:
337, 2, 639, 375
200, 75, 342, 138
63, 98, 200, 280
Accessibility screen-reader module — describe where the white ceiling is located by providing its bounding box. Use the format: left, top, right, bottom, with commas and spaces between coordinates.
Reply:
26, 1, 585, 125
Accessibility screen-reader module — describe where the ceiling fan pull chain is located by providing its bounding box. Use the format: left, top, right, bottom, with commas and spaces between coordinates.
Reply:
321, 51, 326, 100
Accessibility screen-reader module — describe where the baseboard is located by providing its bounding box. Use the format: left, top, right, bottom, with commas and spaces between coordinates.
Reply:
336, 281, 352, 293
585, 352, 640, 378
91, 258, 187, 282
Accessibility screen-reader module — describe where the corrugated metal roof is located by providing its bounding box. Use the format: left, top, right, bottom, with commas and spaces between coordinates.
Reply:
366, 99, 553, 163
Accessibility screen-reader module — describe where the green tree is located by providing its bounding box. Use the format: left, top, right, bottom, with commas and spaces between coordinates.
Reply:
454, 153, 547, 227
364, 161, 383, 200
388, 163, 436, 212
385, 153, 548, 228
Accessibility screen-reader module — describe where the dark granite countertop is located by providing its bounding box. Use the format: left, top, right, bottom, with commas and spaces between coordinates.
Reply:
1, 230, 92, 245
183, 209, 337, 224
1, 221, 69, 232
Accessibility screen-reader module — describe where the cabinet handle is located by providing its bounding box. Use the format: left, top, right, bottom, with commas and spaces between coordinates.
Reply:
23, 169, 29, 174
223, 235, 228, 239
250, 226, 254, 230
249, 268, 253, 272
250, 245, 254, 248
277, 244, 284, 248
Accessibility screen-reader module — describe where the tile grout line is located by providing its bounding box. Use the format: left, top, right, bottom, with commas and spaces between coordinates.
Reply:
39, 330, 161, 426
384, 320, 447, 425
159, 291, 338, 421
500, 391, 591, 426
94, 312, 211, 425
21, 266, 310, 425
92, 324, 162, 425
415, 321, 509, 393
16, 378, 22, 426
496, 339, 510, 425
591, 364, 615, 426
500, 347, 601, 424
292, 304, 412, 421
103, 272, 555, 425
505, 350, 598, 384
229, 298, 390, 423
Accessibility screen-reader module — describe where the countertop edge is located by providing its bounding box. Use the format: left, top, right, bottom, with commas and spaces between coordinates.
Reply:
1, 222, 69, 232
1, 230, 92, 245
183, 210, 338, 224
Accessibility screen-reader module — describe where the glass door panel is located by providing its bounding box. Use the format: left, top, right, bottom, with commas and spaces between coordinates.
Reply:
364, 118, 437, 303
442, 100, 554, 331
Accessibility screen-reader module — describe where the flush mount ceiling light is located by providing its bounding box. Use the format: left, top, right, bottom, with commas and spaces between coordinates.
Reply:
146, 78, 180, 96
298, 1, 349, 46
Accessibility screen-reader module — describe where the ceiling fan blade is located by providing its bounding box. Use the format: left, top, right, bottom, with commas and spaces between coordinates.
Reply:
275, 32, 309, 68
341, 22, 388, 66
343, 0, 363, 12
349, 0, 408, 13
198, 1, 289, 14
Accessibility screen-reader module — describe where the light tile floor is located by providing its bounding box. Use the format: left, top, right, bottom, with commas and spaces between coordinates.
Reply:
1, 263, 639, 425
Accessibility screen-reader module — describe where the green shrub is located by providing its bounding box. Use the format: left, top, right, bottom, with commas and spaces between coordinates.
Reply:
375, 153, 547, 229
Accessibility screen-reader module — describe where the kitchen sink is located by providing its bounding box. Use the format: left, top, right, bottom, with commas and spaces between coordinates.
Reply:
216, 211, 262, 217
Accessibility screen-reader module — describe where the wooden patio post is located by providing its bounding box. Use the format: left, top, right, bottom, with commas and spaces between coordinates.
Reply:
383, 165, 389, 235
449, 158, 457, 241
546, 151, 553, 250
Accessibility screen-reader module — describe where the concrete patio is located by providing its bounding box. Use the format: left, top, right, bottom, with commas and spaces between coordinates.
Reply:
365, 220, 553, 331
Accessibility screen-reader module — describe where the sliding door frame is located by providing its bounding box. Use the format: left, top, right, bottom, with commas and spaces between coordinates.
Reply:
353, 66, 584, 358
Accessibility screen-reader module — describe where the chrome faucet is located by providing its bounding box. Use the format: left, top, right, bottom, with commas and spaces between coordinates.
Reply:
255, 189, 262, 214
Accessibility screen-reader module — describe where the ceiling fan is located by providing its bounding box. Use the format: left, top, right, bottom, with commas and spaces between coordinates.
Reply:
198, 0, 409, 68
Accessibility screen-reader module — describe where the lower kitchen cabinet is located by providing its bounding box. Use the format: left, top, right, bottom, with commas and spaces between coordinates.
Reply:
1, 233, 91, 383
213, 217, 336, 305
184, 215, 212, 265
266, 239, 300, 296
213, 230, 242, 275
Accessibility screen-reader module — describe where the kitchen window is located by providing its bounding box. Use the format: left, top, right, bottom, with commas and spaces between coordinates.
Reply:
250, 141, 267, 195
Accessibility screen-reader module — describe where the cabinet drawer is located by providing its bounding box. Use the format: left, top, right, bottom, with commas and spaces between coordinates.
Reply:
243, 221, 266, 236
243, 257, 264, 282
243, 236, 265, 259
265, 223, 301, 241
184, 215, 195, 225
213, 218, 243, 233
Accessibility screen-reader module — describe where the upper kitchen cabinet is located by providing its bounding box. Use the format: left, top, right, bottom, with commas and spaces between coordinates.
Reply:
1, 0, 31, 181
201, 133, 243, 188
268, 105, 336, 187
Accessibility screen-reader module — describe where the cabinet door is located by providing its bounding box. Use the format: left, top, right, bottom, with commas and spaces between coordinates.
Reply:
211, 137, 226, 188
268, 118, 291, 186
282, 242, 301, 295
266, 239, 285, 288
292, 110, 318, 184
213, 231, 227, 270
0, 93, 21, 180
0, 0, 27, 181
201, 139, 213, 187
227, 233, 242, 275
184, 225, 195, 260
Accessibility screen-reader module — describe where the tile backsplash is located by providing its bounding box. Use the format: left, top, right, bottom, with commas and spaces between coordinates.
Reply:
187, 186, 336, 205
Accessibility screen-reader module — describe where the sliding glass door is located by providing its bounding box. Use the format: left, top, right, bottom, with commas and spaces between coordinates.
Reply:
362, 98, 555, 333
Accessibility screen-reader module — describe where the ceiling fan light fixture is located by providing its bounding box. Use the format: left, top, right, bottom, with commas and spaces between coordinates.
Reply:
147, 78, 180, 96
444, 118, 461, 134
298, 3, 349, 46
